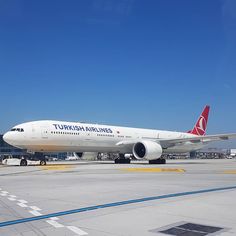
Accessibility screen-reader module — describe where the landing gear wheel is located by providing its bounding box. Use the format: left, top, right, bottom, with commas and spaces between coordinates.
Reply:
40, 160, 46, 165
114, 158, 131, 164
149, 159, 166, 164
20, 159, 27, 166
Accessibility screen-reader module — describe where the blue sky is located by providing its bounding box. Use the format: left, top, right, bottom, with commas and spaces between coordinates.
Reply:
0, 0, 236, 147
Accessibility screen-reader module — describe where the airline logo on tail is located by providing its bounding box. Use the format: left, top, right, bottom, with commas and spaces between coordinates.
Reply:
188, 105, 210, 136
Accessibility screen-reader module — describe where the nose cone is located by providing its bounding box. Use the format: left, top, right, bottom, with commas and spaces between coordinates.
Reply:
3, 132, 14, 145
3, 132, 15, 146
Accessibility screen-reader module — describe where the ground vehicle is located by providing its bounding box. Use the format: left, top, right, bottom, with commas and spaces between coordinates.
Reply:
2, 156, 47, 166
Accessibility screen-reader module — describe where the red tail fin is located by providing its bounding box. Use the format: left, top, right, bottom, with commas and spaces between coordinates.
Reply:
187, 105, 210, 136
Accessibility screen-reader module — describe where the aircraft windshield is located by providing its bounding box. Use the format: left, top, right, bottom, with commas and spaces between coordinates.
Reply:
10, 128, 24, 132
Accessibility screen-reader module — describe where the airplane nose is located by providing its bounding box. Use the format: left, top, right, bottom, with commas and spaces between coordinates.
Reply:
3, 132, 12, 145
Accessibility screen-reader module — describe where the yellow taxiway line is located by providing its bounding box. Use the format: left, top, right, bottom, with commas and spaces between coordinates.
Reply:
120, 168, 185, 173
223, 170, 236, 174
40, 165, 73, 171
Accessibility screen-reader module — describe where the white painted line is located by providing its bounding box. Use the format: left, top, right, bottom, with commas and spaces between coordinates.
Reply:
29, 210, 42, 216
0, 188, 2, 190
50, 217, 59, 221
1, 191, 9, 194
67, 226, 88, 235
18, 200, 28, 204
8, 197, 16, 201
9, 195, 16, 198
17, 203, 28, 208
0, 193, 7, 196
29, 206, 41, 211
46, 220, 64, 228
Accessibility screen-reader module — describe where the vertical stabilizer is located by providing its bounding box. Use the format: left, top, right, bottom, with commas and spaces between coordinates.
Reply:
188, 105, 210, 136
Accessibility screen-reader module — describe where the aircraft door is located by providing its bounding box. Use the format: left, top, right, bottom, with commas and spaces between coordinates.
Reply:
31, 125, 38, 139
41, 126, 48, 139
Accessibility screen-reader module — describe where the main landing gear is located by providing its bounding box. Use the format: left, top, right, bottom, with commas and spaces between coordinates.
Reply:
114, 154, 131, 164
114, 154, 166, 164
149, 158, 166, 164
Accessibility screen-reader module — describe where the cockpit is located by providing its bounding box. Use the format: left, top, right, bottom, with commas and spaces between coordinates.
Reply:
10, 128, 24, 132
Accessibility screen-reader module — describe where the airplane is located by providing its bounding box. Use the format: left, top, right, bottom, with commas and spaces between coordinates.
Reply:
3, 105, 236, 165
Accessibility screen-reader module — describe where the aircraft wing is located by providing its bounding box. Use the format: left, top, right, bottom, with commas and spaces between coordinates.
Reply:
159, 133, 236, 148
116, 133, 236, 149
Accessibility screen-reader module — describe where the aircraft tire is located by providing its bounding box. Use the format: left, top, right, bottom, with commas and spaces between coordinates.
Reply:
149, 159, 166, 164
114, 158, 131, 164
20, 159, 27, 166
40, 160, 46, 165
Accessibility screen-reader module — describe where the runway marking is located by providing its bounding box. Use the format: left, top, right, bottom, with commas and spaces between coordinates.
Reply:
67, 226, 88, 235
46, 220, 64, 228
0, 187, 83, 235
223, 170, 236, 174
17, 203, 28, 208
1, 191, 9, 194
8, 197, 16, 201
29, 206, 41, 211
18, 200, 28, 204
120, 168, 185, 173
29, 210, 42, 216
1, 185, 236, 228
40, 165, 73, 171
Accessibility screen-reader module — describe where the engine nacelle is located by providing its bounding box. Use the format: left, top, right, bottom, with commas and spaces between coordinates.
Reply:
132, 141, 162, 160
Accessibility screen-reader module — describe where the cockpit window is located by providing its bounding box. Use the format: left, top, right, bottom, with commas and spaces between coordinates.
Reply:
10, 128, 24, 132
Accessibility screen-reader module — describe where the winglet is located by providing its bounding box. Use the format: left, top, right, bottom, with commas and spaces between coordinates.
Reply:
187, 105, 210, 136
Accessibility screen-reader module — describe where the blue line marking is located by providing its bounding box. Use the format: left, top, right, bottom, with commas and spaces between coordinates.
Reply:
0, 185, 236, 228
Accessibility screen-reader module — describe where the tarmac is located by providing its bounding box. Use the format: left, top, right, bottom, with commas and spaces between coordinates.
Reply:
0, 159, 236, 236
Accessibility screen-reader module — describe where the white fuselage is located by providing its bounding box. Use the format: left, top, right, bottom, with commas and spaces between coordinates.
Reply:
3, 120, 205, 154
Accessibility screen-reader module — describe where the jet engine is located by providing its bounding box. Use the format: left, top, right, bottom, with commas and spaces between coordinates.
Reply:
133, 141, 162, 160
